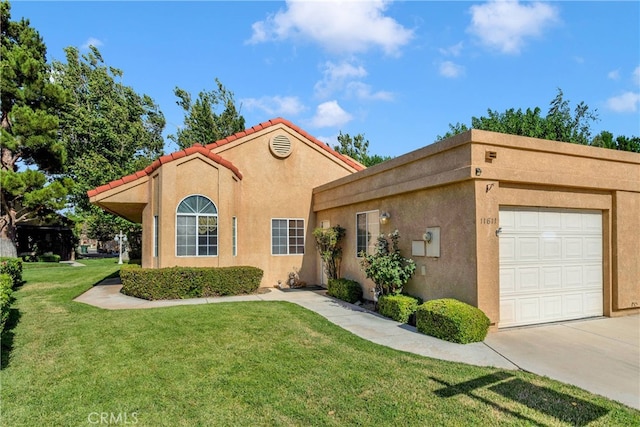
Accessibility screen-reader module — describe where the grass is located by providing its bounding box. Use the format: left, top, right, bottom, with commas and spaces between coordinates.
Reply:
1, 259, 639, 426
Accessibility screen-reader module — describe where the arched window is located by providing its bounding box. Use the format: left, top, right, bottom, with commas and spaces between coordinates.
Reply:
176, 195, 218, 256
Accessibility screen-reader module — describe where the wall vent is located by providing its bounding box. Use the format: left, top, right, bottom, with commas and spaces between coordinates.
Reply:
485, 150, 497, 162
270, 134, 292, 158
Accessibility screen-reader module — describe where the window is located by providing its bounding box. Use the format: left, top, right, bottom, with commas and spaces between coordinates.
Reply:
272, 219, 305, 255
176, 195, 218, 256
356, 210, 380, 257
232, 216, 237, 256
153, 215, 158, 257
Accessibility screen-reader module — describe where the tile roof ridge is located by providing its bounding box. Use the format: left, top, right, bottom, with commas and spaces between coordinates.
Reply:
87, 145, 242, 198
204, 117, 366, 171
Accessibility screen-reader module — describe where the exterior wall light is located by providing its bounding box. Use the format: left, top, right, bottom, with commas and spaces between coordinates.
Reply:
379, 212, 391, 225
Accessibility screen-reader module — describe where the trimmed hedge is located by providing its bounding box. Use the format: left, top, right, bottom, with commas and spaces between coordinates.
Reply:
416, 298, 490, 344
378, 294, 420, 324
37, 254, 61, 263
327, 278, 362, 304
0, 273, 14, 331
120, 265, 263, 300
0, 257, 22, 288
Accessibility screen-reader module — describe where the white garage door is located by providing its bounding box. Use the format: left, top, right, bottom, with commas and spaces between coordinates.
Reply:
499, 207, 603, 328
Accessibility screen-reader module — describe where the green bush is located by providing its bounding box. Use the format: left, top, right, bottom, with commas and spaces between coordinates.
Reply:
416, 298, 490, 344
0, 257, 23, 288
327, 278, 362, 304
0, 274, 14, 331
37, 254, 61, 263
120, 266, 263, 300
378, 294, 420, 324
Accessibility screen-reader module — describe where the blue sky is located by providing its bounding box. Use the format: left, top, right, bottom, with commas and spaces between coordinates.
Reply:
12, 1, 640, 157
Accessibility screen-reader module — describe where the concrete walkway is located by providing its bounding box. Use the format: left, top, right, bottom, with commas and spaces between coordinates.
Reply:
74, 283, 640, 409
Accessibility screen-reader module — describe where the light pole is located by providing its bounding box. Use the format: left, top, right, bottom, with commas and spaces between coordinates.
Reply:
114, 230, 127, 265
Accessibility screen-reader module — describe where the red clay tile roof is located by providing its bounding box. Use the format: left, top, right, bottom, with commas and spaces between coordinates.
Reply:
87, 118, 364, 198
205, 117, 366, 172
87, 144, 242, 198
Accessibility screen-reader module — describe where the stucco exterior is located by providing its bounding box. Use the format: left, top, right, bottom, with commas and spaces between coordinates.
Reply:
313, 129, 640, 326
90, 120, 640, 328
89, 118, 363, 286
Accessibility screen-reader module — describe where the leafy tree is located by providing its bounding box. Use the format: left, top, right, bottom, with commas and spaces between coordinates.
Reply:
0, 1, 71, 257
53, 45, 165, 213
360, 230, 416, 297
52, 45, 165, 245
437, 89, 599, 146
313, 225, 346, 280
169, 78, 245, 149
333, 131, 391, 167
591, 131, 639, 153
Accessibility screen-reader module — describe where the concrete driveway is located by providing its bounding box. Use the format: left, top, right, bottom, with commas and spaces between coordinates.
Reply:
484, 315, 640, 410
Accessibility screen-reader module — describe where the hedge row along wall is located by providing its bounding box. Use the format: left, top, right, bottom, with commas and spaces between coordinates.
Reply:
120, 266, 263, 300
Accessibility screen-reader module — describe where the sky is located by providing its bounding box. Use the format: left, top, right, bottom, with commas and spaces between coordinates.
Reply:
11, 0, 640, 157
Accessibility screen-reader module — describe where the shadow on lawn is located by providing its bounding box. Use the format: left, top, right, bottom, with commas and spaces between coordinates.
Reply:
431, 372, 608, 426
1, 307, 21, 370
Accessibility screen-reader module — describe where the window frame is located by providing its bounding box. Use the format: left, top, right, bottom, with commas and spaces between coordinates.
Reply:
271, 218, 305, 256
356, 210, 380, 258
175, 195, 218, 257
232, 216, 237, 257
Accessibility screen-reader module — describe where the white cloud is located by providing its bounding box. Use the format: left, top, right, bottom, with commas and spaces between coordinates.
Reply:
606, 92, 640, 113
346, 81, 394, 101
439, 41, 464, 57
467, 1, 559, 54
608, 69, 620, 80
241, 96, 306, 117
633, 66, 640, 86
82, 37, 103, 50
315, 61, 368, 98
247, 0, 413, 55
309, 101, 353, 128
439, 61, 464, 78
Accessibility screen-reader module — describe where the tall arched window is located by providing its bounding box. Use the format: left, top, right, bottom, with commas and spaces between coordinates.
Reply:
176, 195, 218, 256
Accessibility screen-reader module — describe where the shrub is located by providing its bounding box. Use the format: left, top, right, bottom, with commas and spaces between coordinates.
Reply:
120, 266, 263, 300
359, 230, 416, 297
37, 254, 61, 263
313, 225, 346, 280
378, 294, 420, 324
0, 257, 23, 288
0, 274, 14, 331
416, 298, 490, 344
327, 278, 362, 304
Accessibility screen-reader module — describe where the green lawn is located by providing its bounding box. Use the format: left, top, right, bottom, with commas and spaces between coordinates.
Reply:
1, 259, 638, 426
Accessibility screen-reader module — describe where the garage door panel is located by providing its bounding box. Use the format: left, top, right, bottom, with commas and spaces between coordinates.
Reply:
518, 238, 540, 260
518, 268, 540, 292
518, 299, 541, 323
541, 237, 562, 259
499, 208, 603, 328
500, 268, 516, 293
541, 267, 562, 289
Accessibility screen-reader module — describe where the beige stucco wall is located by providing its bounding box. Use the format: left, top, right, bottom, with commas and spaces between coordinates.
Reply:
208, 124, 359, 286
314, 129, 640, 325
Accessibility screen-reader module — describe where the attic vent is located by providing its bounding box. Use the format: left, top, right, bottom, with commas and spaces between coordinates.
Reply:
270, 134, 292, 158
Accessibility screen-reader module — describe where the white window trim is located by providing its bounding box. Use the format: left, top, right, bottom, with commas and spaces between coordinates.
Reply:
356, 210, 380, 258
271, 218, 305, 256
175, 194, 219, 257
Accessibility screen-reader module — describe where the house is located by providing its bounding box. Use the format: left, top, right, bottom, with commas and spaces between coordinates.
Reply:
89, 119, 640, 328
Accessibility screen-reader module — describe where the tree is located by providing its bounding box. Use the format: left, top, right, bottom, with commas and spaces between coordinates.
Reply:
53, 45, 165, 213
333, 132, 391, 167
591, 131, 640, 153
437, 89, 599, 146
313, 225, 346, 280
52, 45, 166, 245
168, 78, 245, 149
0, 1, 71, 257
